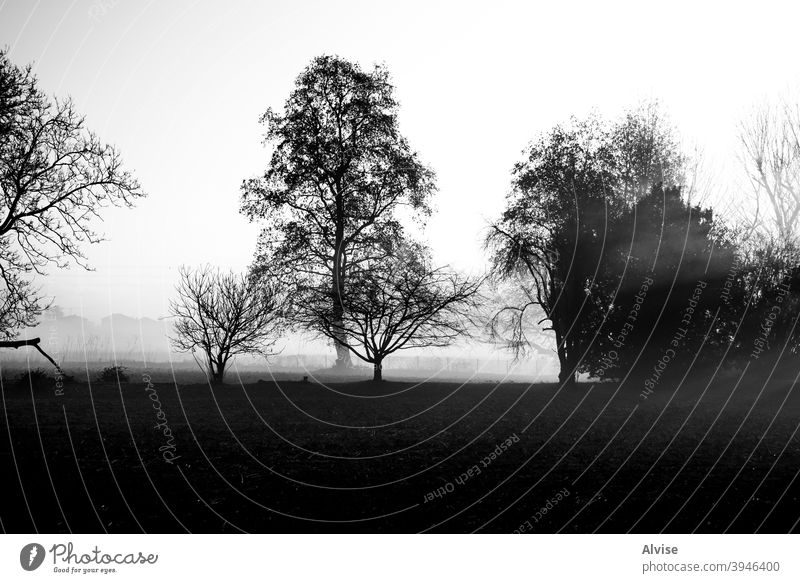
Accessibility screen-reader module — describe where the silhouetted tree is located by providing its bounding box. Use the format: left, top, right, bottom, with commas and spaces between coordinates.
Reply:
487, 107, 685, 385
170, 266, 286, 383
0, 49, 142, 364
722, 240, 800, 373
311, 242, 481, 381
241, 55, 435, 370
585, 184, 737, 382
486, 116, 618, 386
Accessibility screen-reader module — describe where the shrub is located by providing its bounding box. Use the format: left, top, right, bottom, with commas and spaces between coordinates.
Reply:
16, 368, 50, 389
97, 365, 129, 383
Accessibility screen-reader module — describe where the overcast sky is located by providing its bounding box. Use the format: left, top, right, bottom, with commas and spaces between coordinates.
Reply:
1, 0, 799, 321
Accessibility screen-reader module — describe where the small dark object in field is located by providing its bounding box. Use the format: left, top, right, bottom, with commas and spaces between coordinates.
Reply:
303, 376, 309, 382
16, 368, 50, 389
97, 365, 129, 383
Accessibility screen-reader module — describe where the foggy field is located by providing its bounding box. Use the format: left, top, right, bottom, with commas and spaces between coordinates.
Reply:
2, 372, 798, 533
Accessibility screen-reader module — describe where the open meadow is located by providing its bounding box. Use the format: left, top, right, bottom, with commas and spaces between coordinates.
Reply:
2, 368, 798, 533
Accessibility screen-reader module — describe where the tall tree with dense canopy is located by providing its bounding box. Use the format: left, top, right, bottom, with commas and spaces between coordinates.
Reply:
0, 49, 143, 362
585, 184, 737, 381
486, 116, 617, 385
487, 106, 685, 385
241, 55, 435, 369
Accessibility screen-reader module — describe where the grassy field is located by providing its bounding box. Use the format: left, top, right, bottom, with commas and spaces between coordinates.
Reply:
1, 368, 799, 533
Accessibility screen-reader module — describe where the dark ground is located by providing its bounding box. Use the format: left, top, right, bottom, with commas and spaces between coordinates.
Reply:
1, 367, 799, 533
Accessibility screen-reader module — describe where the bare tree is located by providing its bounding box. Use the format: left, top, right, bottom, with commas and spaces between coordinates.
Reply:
311, 242, 482, 381
169, 266, 286, 383
484, 275, 557, 358
739, 92, 800, 244
0, 49, 143, 363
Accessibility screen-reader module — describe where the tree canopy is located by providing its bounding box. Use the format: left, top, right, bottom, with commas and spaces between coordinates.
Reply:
241, 55, 435, 368
0, 49, 143, 349
487, 106, 686, 384
312, 241, 482, 380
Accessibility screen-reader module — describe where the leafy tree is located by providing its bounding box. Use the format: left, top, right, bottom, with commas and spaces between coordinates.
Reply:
311, 241, 482, 381
722, 240, 800, 373
0, 49, 143, 364
241, 55, 435, 369
487, 116, 618, 385
487, 107, 685, 385
585, 184, 737, 382
169, 266, 286, 383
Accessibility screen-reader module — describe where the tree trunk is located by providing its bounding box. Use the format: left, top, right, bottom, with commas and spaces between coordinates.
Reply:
373, 359, 383, 382
330, 271, 352, 370
555, 328, 576, 387
212, 362, 225, 384
558, 364, 576, 387
334, 337, 352, 369
331, 209, 352, 370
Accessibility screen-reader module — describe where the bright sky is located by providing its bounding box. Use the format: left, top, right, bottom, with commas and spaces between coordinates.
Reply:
1, 0, 799, 321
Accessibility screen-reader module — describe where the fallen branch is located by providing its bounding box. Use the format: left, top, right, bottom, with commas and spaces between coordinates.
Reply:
0, 337, 62, 372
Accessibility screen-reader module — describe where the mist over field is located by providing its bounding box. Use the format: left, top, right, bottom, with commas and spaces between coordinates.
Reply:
6, 306, 558, 383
